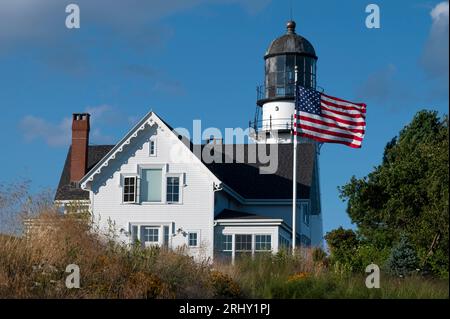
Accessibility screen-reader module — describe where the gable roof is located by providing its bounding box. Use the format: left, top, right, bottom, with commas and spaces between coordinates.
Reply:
55, 113, 317, 202
55, 145, 114, 201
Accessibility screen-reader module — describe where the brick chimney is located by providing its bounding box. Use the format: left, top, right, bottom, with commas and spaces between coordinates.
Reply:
70, 113, 90, 183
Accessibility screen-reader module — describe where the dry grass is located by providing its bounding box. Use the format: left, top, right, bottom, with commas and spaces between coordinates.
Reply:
0, 209, 447, 299
0, 210, 240, 299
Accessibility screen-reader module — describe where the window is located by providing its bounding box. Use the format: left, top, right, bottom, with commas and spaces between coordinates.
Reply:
223, 234, 232, 251
140, 169, 162, 202
188, 232, 198, 247
279, 235, 290, 249
163, 225, 170, 248
235, 234, 252, 252
142, 227, 159, 243
301, 203, 310, 226
123, 177, 137, 203
301, 235, 311, 247
255, 235, 271, 251
149, 138, 156, 156
166, 176, 180, 203
131, 225, 138, 243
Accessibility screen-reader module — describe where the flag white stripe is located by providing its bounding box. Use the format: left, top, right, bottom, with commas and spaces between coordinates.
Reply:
300, 127, 362, 145
321, 95, 366, 110
299, 111, 366, 130
321, 103, 365, 116
322, 109, 365, 124
296, 120, 365, 138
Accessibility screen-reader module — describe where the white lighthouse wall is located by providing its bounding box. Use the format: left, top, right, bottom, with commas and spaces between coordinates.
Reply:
262, 101, 295, 131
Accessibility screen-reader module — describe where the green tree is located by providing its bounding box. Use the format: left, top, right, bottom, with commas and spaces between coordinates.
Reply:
324, 227, 359, 267
339, 110, 449, 277
386, 235, 419, 277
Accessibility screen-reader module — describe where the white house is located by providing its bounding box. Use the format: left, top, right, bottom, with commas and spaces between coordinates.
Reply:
55, 21, 323, 262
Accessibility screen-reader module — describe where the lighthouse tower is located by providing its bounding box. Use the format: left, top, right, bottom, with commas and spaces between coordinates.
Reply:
251, 21, 318, 144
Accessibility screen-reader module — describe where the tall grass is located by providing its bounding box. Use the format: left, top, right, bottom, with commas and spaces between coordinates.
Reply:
213, 251, 448, 299
0, 211, 240, 299
0, 210, 448, 299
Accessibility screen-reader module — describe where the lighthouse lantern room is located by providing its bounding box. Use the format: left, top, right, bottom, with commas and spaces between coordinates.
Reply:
251, 21, 318, 144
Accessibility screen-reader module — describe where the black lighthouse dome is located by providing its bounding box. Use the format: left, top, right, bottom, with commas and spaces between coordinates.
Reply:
265, 21, 317, 58
257, 21, 318, 106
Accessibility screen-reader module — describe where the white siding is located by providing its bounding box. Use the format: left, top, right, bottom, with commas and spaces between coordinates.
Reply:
89, 123, 216, 260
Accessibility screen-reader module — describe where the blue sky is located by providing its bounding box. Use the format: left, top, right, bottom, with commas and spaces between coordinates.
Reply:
0, 0, 448, 234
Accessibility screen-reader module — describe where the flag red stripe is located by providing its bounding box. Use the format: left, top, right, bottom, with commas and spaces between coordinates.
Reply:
321, 104, 366, 119
321, 99, 367, 113
294, 117, 366, 134
321, 92, 367, 108
293, 132, 362, 148
294, 113, 366, 130
320, 112, 366, 126
299, 124, 364, 142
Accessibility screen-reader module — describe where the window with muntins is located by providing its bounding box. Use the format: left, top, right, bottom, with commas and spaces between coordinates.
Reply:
166, 176, 180, 203
188, 232, 198, 247
149, 139, 156, 156
235, 234, 252, 252
123, 177, 137, 203
255, 235, 271, 251
140, 169, 162, 202
223, 234, 232, 251
143, 227, 159, 243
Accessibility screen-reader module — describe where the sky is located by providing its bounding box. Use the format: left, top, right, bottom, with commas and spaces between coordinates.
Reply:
0, 0, 448, 234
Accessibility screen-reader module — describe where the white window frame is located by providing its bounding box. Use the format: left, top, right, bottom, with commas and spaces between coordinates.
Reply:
138, 164, 166, 204
255, 234, 272, 252
222, 234, 233, 252
166, 173, 183, 204
187, 231, 199, 248
149, 137, 157, 157
121, 174, 138, 204
130, 222, 173, 248
142, 226, 160, 245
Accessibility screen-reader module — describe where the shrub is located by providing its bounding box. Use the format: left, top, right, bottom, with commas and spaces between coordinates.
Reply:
209, 270, 241, 299
386, 235, 419, 277
325, 227, 359, 270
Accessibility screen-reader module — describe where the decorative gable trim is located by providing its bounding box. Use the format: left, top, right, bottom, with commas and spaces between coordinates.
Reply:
79, 111, 221, 190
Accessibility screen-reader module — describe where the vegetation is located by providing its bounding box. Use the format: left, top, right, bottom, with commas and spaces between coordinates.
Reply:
338, 110, 449, 277
0, 213, 447, 298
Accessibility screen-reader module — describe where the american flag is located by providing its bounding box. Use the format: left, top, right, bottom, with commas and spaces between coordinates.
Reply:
293, 86, 367, 148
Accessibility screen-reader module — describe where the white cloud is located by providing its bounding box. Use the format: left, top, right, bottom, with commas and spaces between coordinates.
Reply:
421, 1, 449, 79
19, 105, 124, 147
19, 115, 72, 147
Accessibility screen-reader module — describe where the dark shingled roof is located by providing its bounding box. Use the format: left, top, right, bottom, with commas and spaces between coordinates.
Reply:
200, 143, 315, 200
215, 209, 275, 220
55, 145, 114, 201
55, 143, 316, 201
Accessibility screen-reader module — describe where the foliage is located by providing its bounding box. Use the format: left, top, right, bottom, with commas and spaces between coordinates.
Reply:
209, 270, 242, 298
338, 110, 449, 276
386, 235, 419, 277
324, 227, 359, 269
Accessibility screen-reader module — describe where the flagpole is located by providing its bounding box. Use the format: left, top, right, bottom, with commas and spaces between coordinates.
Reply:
292, 65, 299, 255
